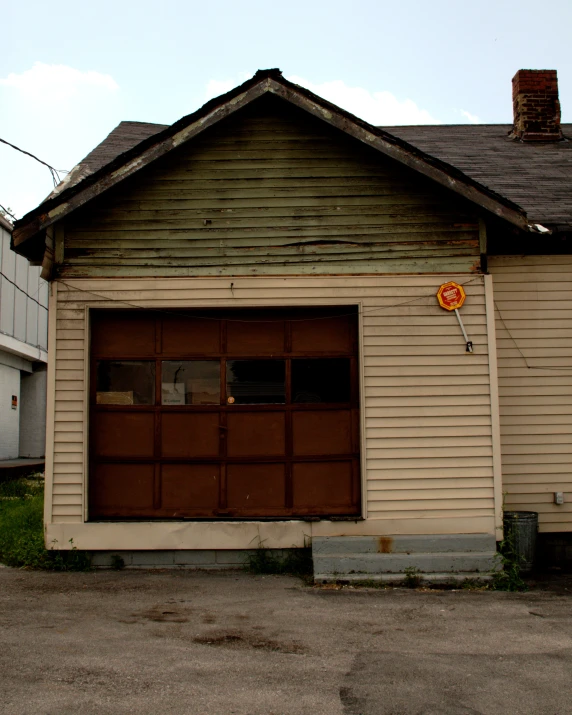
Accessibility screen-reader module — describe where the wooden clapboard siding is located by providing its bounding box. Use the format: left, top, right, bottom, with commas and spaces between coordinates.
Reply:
50, 274, 495, 534
60, 95, 481, 278
490, 255, 572, 532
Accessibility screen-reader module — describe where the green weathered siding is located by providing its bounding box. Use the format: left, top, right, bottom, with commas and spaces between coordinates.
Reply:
61, 95, 481, 278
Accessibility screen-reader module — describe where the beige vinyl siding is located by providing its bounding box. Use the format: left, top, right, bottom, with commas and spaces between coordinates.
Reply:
60, 96, 481, 278
490, 255, 572, 532
49, 274, 496, 535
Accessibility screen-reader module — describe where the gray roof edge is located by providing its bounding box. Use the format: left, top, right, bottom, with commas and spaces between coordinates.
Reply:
0, 212, 13, 232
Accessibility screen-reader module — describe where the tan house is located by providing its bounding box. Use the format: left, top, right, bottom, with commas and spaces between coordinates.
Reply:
11, 69, 572, 577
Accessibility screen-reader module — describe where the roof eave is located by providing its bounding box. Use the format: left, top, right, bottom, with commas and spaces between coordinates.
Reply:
0, 212, 13, 233
267, 80, 529, 232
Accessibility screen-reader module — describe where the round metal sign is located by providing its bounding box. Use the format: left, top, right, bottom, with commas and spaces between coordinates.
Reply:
436, 281, 466, 311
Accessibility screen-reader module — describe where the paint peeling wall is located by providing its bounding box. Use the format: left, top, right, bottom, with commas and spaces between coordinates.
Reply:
59, 96, 482, 279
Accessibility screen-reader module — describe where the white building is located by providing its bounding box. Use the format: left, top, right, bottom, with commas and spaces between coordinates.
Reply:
0, 212, 48, 460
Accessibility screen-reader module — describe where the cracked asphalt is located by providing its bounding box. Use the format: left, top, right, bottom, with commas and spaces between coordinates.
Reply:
1, 569, 571, 714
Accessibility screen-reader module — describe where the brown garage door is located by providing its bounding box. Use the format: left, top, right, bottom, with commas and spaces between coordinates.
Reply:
89, 307, 360, 519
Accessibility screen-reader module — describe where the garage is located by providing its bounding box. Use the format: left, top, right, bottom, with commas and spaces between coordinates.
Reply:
89, 306, 361, 519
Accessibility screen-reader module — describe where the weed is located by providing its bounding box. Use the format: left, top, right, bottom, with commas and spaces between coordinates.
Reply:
461, 578, 490, 591
110, 554, 125, 570
245, 546, 313, 580
281, 548, 313, 577
403, 566, 423, 588
0, 477, 91, 571
0, 475, 43, 499
492, 530, 528, 592
340, 579, 389, 589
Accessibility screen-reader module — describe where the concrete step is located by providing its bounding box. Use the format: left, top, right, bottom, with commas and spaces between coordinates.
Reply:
313, 572, 495, 584
313, 551, 498, 578
312, 534, 496, 556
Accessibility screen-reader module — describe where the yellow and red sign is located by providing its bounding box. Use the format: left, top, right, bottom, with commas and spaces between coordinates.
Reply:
436, 281, 466, 311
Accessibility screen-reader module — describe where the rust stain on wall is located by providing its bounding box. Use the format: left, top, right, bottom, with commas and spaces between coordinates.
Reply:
378, 536, 393, 553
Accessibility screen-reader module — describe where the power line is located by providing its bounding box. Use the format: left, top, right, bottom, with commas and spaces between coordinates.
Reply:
56, 277, 482, 323
0, 137, 68, 187
0, 270, 48, 310
494, 301, 572, 372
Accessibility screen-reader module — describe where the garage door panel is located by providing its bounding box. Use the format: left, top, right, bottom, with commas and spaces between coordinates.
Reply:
90, 463, 155, 516
161, 413, 220, 458
227, 463, 286, 510
89, 307, 360, 520
291, 315, 354, 354
227, 412, 286, 456
292, 461, 357, 512
227, 319, 285, 355
292, 410, 353, 456
161, 464, 220, 512
92, 412, 155, 458
91, 312, 155, 357
162, 316, 220, 356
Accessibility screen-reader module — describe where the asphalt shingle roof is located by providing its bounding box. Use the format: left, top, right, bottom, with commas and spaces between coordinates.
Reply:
381, 124, 572, 228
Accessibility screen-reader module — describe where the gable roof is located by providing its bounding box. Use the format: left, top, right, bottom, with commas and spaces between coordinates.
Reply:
49, 119, 572, 232
12, 69, 530, 261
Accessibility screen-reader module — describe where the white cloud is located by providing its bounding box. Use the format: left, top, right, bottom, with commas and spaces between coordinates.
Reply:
287, 76, 441, 126
205, 74, 250, 101
459, 109, 481, 124
0, 62, 119, 103
204, 74, 441, 126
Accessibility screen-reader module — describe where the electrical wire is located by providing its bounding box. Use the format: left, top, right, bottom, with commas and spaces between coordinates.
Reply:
56, 277, 482, 323
0, 270, 48, 310
0, 137, 68, 188
494, 300, 572, 372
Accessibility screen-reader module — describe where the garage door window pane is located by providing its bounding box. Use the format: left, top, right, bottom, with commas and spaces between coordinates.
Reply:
162, 361, 220, 405
227, 360, 285, 404
96, 361, 155, 405
292, 358, 351, 403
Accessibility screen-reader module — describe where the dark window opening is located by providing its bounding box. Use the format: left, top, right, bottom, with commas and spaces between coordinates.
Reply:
292, 358, 351, 403
227, 360, 286, 404
96, 361, 155, 405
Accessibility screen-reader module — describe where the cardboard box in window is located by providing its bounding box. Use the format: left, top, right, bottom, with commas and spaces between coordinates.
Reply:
97, 391, 134, 405
162, 383, 186, 405
188, 378, 219, 405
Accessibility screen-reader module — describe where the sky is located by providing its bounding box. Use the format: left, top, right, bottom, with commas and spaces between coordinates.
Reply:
1, 0, 571, 220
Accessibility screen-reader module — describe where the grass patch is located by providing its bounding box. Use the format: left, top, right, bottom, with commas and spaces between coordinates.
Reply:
0, 476, 91, 571
245, 546, 313, 580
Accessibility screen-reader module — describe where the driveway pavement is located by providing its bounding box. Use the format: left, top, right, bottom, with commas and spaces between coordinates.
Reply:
1, 569, 571, 715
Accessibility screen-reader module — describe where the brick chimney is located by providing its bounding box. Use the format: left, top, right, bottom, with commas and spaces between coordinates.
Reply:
511, 69, 562, 141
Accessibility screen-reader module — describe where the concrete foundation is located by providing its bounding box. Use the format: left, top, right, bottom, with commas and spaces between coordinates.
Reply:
90, 548, 295, 569
90, 534, 499, 583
